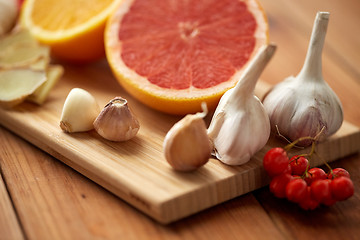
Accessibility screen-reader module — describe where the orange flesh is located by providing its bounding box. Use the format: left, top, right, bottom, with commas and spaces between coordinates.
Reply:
119, 0, 257, 90
30, 0, 114, 31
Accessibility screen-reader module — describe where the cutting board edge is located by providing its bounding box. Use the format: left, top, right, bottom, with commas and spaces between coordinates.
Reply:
155, 124, 360, 224
0, 113, 167, 223
1, 108, 360, 224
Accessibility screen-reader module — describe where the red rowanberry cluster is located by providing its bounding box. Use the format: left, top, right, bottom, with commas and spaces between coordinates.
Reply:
263, 147, 354, 210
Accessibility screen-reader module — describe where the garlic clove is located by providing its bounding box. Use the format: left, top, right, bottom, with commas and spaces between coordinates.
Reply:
93, 97, 140, 141
262, 12, 343, 146
60, 88, 100, 133
163, 103, 211, 171
207, 44, 276, 165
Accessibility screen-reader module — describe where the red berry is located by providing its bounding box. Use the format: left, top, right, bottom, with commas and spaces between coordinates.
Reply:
289, 155, 309, 176
270, 173, 293, 198
330, 176, 354, 201
299, 186, 320, 210
310, 179, 334, 204
327, 168, 350, 179
263, 148, 289, 178
304, 168, 327, 185
283, 164, 292, 175
286, 178, 307, 203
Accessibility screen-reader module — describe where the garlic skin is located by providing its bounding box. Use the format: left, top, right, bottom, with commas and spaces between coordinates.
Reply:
262, 12, 343, 146
207, 44, 276, 165
163, 104, 211, 171
93, 97, 140, 141
60, 88, 100, 133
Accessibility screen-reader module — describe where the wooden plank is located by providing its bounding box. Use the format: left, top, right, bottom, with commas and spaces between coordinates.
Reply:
1, 0, 360, 226
0, 0, 359, 238
254, 1, 360, 239
260, 0, 360, 126
253, 153, 360, 240
0, 62, 359, 223
0, 171, 24, 240
0, 126, 286, 240
261, 0, 360, 85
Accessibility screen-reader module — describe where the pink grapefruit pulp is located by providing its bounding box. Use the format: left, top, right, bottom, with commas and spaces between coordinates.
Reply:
105, 0, 269, 115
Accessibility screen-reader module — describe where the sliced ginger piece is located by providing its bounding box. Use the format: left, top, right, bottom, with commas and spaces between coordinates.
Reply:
0, 29, 50, 69
0, 43, 50, 69
27, 65, 64, 104
0, 29, 62, 107
0, 29, 37, 50
29, 57, 50, 71
0, 69, 47, 108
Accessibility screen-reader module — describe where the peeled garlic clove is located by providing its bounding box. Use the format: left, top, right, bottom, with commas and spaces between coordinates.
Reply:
208, 44, 276, 165
93, 97, 140, 141
163, 103, 211, 171
262, 12, 343, 146
0, 68, 47, 108
60, 88, 100, 133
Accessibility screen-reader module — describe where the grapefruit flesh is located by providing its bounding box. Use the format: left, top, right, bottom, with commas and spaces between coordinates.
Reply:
106, 0, 268, 114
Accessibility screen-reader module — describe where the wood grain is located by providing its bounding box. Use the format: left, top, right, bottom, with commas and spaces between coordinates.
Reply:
0, 126, 287, 240
260, 0, 360, 126
1, 0, 360, 224
0, 63, 359, 223
0, 0, 359, 238
0, 171, 24, 240
253, 153, 360, 240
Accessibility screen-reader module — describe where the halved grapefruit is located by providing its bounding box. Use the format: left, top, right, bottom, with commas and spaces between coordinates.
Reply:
105, 0, 269, 115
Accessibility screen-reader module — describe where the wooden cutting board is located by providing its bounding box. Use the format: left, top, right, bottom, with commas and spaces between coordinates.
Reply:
1, 61, 359, 224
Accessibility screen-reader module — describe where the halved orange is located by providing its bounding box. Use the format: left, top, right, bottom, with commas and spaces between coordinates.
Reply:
105, 0, 269, 115
20, 0, 122, 62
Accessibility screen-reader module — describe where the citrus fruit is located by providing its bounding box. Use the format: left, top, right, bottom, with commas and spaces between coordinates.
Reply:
105, 0, 269, 115
20, 0, 122, 62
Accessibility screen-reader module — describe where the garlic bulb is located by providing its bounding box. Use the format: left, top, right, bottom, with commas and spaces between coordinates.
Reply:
262, 12, 343, 146
207, 44, 276, 165
93, 97, 140, 141
163, 103, 211, 171
60, 88, 100, 133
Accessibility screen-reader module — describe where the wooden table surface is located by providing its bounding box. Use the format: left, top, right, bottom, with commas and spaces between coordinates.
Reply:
1, 0, 360, 239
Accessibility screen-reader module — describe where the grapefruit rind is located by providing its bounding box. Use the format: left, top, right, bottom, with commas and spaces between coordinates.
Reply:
105, 0, 269, 115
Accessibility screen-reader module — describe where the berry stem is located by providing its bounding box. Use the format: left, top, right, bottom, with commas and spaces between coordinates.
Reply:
314, 151, 333, 172
283, 126, 325, 152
